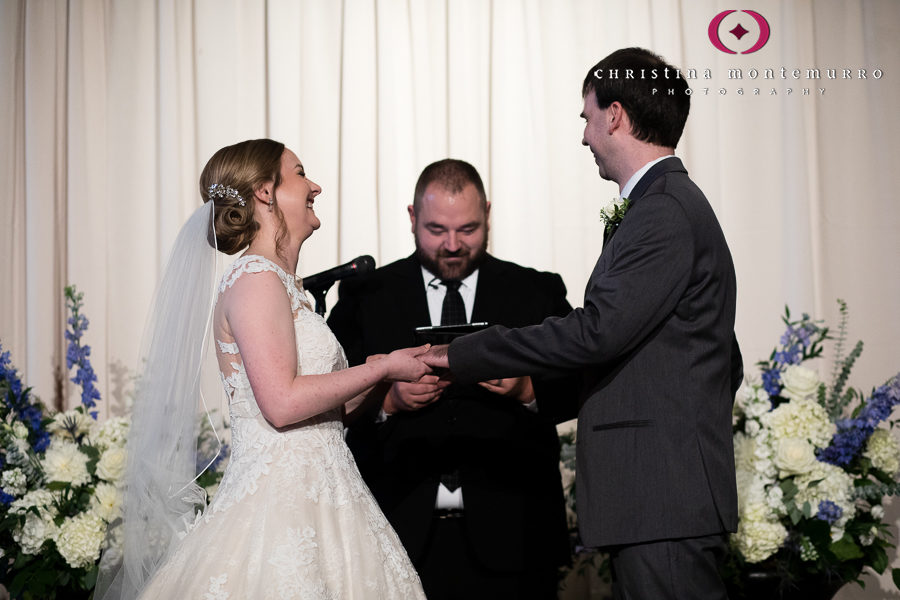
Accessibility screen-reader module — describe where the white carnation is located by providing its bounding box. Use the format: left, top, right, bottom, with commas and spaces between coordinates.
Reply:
96, 447, 127, 483
781, 365, 821, 401
1, 467, 27, 496
41, 439, 91, 486
56, 512, 107, 569
864, 429, 900, 476
773, 437, 818, 476
90, 482, 123, 522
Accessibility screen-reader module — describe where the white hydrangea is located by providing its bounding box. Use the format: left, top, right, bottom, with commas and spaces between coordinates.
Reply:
864, 429, 900, 476
733, 513, 787, 563
781, 365, 821, 401
56, 512, 107, 569
48, 408, 93, 439
41, 439, 91, 486
90, 482, 123, 522
1, 467, 27, 496
13, 511, 59, 555
10, 489, 60, 555
10, 488, 58, 514
795, 462, 856, 529
92, 416, 130, 451
762, 398, 835, 449
96, 446, 127, 483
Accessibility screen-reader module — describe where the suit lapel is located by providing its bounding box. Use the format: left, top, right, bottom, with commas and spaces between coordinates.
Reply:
470, 255, 505, 324
395, 255, 433, 328
603, 157, 686, 249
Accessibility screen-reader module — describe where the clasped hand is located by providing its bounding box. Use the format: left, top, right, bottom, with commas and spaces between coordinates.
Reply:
368, 344, 533, 414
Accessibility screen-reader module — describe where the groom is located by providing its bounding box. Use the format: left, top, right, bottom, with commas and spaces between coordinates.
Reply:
423, 47, 743, 599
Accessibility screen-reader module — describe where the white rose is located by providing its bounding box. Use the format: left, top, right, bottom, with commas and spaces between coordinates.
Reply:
12, 421, 29, 439
96, 447, 127, 483
781, 365, 821, 401
773, 437, 818, 476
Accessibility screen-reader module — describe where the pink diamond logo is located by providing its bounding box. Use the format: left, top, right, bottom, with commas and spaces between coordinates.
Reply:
729, 23, 749, 40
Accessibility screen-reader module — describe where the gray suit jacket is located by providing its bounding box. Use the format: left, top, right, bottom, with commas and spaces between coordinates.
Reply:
449, 157, 742, 547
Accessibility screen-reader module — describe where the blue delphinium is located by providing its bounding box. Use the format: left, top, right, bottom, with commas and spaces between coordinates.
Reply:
757, 309, 829, 404
0, 344, 51, 452
819, 377, 900, 467
816, 500, 844, 524
64, 286, 101, 418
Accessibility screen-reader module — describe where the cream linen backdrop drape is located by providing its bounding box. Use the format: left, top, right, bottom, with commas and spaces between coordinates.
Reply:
1, 0, 899, 595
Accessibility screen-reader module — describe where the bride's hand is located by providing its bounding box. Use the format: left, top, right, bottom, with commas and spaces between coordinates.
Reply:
381, 344, 432, 382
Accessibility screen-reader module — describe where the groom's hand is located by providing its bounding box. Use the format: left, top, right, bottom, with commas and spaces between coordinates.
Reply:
420, 343, 450, 370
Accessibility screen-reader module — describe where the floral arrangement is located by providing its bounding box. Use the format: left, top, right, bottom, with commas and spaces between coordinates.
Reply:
728, 300, 900, 595
600, 196, 630, 234
1, 286, 231, 599
0, 286, 130, 599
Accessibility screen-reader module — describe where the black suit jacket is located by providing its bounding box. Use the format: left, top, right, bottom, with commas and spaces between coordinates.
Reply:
328, 254, 576, 572
449, 158, 743, 548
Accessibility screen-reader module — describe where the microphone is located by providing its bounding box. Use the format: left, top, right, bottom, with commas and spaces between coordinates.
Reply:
301, 255, 376, 293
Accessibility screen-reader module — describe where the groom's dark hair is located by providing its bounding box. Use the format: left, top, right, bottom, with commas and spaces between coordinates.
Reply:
582, 47, 690, 149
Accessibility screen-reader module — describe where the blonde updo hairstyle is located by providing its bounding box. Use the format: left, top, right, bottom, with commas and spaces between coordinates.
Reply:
199, 138, 288, 256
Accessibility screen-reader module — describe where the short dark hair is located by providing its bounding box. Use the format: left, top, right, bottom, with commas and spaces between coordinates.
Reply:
582, 47, 690, 149
412, 159, 487, 215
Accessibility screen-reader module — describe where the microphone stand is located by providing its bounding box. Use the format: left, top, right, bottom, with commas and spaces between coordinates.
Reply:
307, 284, 332, 316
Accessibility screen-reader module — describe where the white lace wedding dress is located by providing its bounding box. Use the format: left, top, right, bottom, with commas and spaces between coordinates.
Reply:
139, 255, 426, 599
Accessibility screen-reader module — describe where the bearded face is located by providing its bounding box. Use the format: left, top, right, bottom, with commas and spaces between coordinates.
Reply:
410, 182, 489, 281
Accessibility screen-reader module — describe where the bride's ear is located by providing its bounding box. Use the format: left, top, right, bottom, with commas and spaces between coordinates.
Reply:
253, 181, 274, 207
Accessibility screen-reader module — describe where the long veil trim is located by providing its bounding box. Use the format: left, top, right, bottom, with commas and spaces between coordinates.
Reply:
96, 201, 222, 599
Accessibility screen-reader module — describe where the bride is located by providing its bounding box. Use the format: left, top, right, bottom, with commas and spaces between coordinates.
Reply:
96, 139, 429, 599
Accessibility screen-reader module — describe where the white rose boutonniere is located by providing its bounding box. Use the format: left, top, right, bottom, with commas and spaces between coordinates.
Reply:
600, 196, 630, 233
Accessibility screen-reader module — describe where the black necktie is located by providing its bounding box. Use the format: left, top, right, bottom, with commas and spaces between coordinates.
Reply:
438, 279, 464, 492
440, 280, 466, 325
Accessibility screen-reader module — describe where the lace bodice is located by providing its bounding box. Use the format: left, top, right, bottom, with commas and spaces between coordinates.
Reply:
209, 255, 351, 514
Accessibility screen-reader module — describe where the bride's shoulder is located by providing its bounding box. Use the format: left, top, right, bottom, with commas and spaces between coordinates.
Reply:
219, 255, 306, 313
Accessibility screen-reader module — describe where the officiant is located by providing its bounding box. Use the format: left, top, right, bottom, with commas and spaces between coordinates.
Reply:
328, 158, 578, 599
